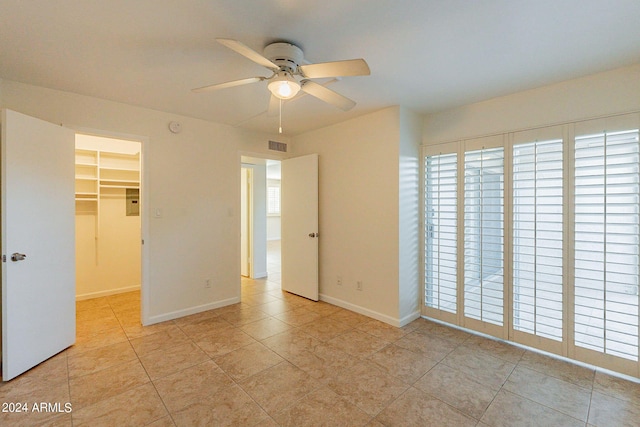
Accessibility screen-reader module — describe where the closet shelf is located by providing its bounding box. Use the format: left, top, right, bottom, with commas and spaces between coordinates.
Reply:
75, 146, 140, 205
100, 166, 139, 172
100, 184, 140, 189
99, 178, 139, 183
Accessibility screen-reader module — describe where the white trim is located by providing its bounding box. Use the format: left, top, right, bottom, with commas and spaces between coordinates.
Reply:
76, 285, 140, 301
399, 310, 422, 327
253, 271, 268, 279
145, 297, 240, 325
319, 293, 419, 327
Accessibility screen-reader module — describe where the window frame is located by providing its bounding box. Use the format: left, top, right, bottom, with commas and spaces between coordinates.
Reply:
420, 113, 640, 379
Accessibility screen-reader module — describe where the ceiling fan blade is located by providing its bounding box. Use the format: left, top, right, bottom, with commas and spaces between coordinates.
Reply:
191, 77, 264, 93
216, 38, 280, 71
299, 59, 370, 78
300, 80, 356, 111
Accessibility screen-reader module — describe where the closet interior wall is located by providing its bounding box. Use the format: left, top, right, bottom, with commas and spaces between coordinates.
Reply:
75, 134, 141, 300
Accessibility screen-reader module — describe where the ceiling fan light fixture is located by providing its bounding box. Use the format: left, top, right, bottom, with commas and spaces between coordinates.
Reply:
268, 71, 300, 99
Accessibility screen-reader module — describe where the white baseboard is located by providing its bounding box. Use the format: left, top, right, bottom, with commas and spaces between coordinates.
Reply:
253, 271, 268, 279
319, 293, 414, 327
399, 310, 421, 327
144, 296, 240, 326
76, 285, 141, 301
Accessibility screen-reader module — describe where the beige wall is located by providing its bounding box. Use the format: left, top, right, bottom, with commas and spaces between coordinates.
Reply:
76, 193, 142, 298
292, 106, 421, 325
0, 79, 287, 324
424, 63, 640, 144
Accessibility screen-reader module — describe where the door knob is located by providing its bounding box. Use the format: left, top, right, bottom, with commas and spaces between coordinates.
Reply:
11, 253, 27, 262
308, 233, 319, 238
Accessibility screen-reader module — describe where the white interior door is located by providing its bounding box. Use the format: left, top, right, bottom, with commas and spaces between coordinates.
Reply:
1, 109, 76, 380
281, 154, 318, 301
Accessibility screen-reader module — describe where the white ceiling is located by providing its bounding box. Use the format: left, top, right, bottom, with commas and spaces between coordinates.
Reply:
1, 0, 639, 136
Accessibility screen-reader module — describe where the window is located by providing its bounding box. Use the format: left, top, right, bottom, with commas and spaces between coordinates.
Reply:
574, 129, 639, 361
464, 147, 504, 326
425, 153, 457, 314
512, 139, 563, 341
267, 180, 281, 215
422, 114, 640, 377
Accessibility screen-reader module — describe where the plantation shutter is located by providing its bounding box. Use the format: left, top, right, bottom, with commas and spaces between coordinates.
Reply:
512, 138, 564, 341
424, 152, 458, 314
464, 146, 504, 327
574, 128, 639, 361
267, 183, 281, 214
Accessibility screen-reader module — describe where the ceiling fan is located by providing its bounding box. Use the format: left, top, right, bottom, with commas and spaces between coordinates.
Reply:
192, 39, 370, 117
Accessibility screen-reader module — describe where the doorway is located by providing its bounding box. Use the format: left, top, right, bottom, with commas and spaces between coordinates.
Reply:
266, 160, 282, 286
74, 134, 142, 301
240, 157, 282, 285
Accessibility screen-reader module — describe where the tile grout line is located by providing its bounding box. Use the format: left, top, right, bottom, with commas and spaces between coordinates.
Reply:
121, 298, 176, 427
70, 286, 640, 426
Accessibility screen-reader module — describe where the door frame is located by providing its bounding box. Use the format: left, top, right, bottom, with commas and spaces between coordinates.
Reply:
240, 166, 254, 278
238, 153, 283, 290
74, 127, 150, 325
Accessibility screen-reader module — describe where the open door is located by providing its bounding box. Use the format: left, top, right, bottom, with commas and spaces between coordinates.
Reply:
281, 154, 319, 301
1, 109, 76, 381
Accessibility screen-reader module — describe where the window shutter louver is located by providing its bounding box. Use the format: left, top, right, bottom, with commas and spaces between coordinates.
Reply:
574, 129, 640, 361
513, 139, 564, 341
464, 147, 505, 326
425, 153, 458, 313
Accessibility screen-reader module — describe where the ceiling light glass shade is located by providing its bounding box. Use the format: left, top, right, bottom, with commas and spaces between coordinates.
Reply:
268, 72, 301, 99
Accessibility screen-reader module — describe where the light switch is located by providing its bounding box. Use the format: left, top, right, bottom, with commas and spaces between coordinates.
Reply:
154, 208, 162, 218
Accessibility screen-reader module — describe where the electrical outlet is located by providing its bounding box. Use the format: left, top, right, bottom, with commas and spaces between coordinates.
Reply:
205, 279, 211, 288
357, 281, 363, 291
337, 276, 342, 286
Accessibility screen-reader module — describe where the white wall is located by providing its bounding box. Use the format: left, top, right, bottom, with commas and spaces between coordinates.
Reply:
424, 64, 640, 143
398, 107, 422, 324
292, 106, 411, 324
266, 163, 282, 241
250, 163, 268, 278
0, 79, 287, 324
267, 216, 281, 241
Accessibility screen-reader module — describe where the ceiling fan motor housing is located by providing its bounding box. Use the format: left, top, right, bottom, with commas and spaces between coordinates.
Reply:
264, 42, 304, 73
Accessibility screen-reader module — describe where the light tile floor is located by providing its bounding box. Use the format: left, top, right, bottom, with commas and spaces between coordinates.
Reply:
2, 279, 640, 425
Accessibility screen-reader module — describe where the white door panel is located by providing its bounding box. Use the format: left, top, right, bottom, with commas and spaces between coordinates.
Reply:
2, 109, 76, 380
281, 154, 318, 301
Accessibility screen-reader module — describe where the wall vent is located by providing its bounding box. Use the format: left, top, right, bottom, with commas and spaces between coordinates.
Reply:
268, 140, 287, 152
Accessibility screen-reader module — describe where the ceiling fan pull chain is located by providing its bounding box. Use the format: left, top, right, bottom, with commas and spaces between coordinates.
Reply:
279, 98, 283, 134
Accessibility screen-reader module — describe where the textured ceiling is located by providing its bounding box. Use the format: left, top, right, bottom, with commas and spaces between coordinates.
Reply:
1, 0, 639, 135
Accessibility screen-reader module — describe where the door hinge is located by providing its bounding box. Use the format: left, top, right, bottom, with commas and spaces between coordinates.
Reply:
141, 239, 145, 245
2, 255, 6, 262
